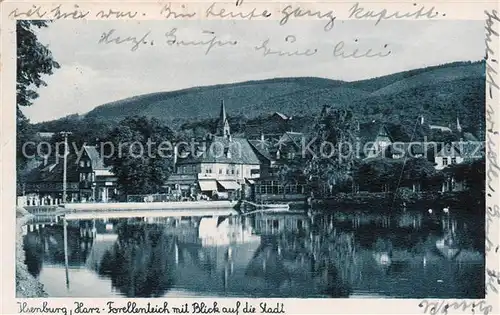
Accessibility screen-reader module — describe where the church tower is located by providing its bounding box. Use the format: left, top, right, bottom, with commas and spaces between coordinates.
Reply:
456, 116, 462, 132
217, 100, 231, 138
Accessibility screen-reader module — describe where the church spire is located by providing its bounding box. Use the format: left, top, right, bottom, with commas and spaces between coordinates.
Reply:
217, 99, 230, 138
456, 116, 462, 132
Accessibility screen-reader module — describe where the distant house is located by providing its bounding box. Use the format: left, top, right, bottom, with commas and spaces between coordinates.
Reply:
36, 132, 56, 139
434, 141, 485, 192
165, 101, 262, 200
433, 141, 485, 170
248, 131, 307, 203
429, 125, 453, 133
24, 145, 117, 204
358, 122, 393, 159
386, 142, 425, 160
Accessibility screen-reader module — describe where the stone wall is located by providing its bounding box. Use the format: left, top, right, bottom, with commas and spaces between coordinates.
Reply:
15, 207, 48, 298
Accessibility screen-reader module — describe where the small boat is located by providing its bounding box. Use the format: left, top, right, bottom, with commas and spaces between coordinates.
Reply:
259, 203, 290, 210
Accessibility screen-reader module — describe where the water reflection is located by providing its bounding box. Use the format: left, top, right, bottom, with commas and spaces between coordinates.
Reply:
98, 225, 175, 297
23, 208, 485, 298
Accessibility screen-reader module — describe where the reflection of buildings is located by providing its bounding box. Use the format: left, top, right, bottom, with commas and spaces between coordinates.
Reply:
253, 213, 309, 235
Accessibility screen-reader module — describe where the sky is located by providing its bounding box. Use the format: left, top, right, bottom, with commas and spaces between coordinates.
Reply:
22, 19, 484, 123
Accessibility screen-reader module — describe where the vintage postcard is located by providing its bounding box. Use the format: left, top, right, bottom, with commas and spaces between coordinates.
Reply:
1, 0, 499, 314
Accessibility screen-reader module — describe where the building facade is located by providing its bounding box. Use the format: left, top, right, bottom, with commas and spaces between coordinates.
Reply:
24, 145, 117, 204
165, 101, 262, 200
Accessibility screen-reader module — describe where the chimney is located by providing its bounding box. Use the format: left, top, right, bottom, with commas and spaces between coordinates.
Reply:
261, 133, 265, 141
173, 144, 178, 171
420, 115, 425, 125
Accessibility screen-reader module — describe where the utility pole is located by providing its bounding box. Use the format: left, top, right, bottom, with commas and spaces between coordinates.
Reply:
60, 132, 72, 204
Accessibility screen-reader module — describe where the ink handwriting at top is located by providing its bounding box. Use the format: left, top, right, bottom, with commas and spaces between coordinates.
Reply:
418, 300, 493, 315
349, 2, 441, 25
254, 35, 318, 57
206, 0, 271, 20
333, 40, 391, 59
160, 3, 196, 19
9, 4, 90, 19
95, 9, 138, 19
165, 28, 238, 55
280, 5, 336, 31
98, 29, 151, 52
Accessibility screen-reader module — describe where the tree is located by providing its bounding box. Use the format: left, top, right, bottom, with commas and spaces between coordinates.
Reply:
401, 157, 436, 191
105, 116, 175, 196
355, 158, 403, 192
304, 105, 359, 195
16, 21, 60, 186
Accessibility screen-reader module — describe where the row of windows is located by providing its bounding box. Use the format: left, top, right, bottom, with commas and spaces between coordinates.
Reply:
178, 165, 259, 176
79, 160, 91, 168
80, 172, 95, 182
256, 184, 304, 195
442, 157, 457, 166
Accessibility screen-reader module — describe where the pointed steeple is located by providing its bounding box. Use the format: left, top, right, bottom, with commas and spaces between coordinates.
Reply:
217, 99, 230, 138
456, 116, 462, 132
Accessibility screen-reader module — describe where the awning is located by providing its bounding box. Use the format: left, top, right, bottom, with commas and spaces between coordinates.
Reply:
198, 180, 218, 191
246, 179, 255, 184
217, 180, 241, 190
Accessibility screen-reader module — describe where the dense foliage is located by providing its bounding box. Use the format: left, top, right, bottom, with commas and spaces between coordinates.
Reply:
16, 21, 60, 190
104, 117, 175, 196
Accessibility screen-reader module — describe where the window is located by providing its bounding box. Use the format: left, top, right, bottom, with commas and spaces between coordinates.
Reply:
451, 157, 457, 165
236, 169, 239, 175
231, 169, 234, 175
86, 160, 91, 167
219, 169, 222, 174
226, 169, 229, 175
442, 157, 448, 166
80, 161, 84, 167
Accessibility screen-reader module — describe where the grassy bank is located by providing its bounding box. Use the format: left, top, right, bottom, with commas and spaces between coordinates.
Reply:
314, 191, 484, 212
16, 207, 48, 298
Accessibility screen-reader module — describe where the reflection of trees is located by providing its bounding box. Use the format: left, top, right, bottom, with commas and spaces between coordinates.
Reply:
248, 214, 359, 297
310, 231, 359, 297
98, 224, 175, 297
23, 233, 44, 278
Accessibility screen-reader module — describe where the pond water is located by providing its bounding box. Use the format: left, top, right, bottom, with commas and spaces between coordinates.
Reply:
22, 207, 485, 298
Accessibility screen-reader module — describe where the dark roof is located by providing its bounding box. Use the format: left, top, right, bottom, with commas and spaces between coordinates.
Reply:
385, 124, 411, 142
25, 146, 110, 183
273, 112, 290, 120
177, 136, 261, 165
358, 122, 392, 146
463, 132, 478, 142
457, 141, 485, 159
248, 139, 274, 161
277, 132, 304, 148
84, 146, 107, 170
25, 155, 81, 183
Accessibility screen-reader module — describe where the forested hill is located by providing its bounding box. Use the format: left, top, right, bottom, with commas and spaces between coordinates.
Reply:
37, 60, 485, 137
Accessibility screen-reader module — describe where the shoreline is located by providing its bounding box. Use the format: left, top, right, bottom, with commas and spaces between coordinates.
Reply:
16, 207, 48, 298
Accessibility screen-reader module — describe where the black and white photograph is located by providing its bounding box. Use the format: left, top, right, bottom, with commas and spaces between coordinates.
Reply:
9, 2, 496, 304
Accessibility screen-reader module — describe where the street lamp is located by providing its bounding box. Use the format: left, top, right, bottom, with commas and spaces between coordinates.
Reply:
60, 131, 72, 204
